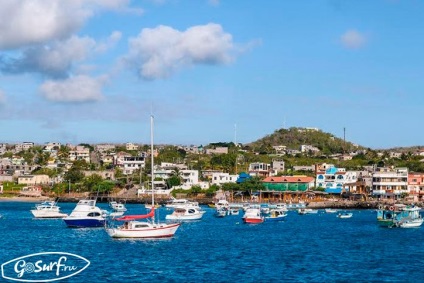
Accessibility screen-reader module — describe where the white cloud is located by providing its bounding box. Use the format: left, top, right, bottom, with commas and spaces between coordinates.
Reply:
1, 36, 97, 77
0, 0, 90, 50
0, 0, 135, 50
125, 23, 235, 80
39, 75, 107, 102
340, 29, 367, 49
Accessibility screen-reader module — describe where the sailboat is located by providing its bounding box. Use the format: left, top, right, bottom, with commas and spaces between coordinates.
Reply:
106, 115, 180, 238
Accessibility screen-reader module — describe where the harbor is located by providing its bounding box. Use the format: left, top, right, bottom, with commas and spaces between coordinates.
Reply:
0, 200, 423, 282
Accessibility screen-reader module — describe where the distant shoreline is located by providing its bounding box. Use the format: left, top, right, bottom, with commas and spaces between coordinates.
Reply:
1, 196, 422, 210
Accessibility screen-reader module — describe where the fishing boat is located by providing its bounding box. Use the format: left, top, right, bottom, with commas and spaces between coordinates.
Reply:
63, 199, 106, 228
31, 200, 68, 218
325, 208, 338, 213
106, 116, 180, 238
242, 208, 264, 224
265, 209, 287, 222
377, 204, 422, 228
337, 212, 353, 219
166, 206, 205, 221
393, 205, 423, 228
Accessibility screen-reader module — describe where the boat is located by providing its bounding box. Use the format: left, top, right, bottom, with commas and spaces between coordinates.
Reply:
397, 218, 423, 228
106, 116, 180, 239
31, 200, 68, 218
165, 206, 205, 221
165, 197, 199, 209
269, 203, 288, 212
215, 199, 229, 210
109, 201, 127, 212
393, 205, 423, 228
337, 212, 353, 219
214, 207, 227, 218
298, 208, 318, 215
228, 208, 240, 215
265, 209, 287, 222
242, 208, 264, 224
377, 204, 423, 228
63, 199, 106, 228
325, 208, 338, 213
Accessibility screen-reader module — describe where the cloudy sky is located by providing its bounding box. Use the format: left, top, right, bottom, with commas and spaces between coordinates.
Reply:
0, 0, 423, 149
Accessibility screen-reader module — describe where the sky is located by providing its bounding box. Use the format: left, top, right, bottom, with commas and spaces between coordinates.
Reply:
0, 0, 423, 149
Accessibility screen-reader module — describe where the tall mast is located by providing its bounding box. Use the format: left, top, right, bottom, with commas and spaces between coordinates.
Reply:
150, 115, 155, 210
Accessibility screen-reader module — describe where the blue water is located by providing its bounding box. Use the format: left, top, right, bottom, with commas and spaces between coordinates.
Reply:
1, 202, 424, 283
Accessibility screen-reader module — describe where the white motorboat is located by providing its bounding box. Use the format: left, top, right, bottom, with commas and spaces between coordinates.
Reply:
31, 201, 68, 219
106, 116, 180, 239
109, 201, 127, 212
242, 208, 264, 224
265, 209, 287, 222
63, 199, 106, 228
214, 208, 227, 217
325, 208, 338, 213
165, 198, 199, 209
337, 212, 353, 219
215, 199, 229, 210
397, 217, 423, 228
166, 206, 205, 221
298, 208, 318, 215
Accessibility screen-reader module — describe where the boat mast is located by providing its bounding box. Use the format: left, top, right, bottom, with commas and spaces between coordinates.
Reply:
150, 115, 155, 222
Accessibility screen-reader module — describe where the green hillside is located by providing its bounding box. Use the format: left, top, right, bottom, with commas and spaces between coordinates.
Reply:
248, 127, 362, 155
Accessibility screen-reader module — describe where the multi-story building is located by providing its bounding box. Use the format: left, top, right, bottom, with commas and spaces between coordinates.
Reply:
408, 172, 424, 202
371, 167, 408, 199
121, 156, 145, 175
315, 164, 356, 194
69, 146, 90, 163
14, 142, 34, 152
248, 162, 276, 178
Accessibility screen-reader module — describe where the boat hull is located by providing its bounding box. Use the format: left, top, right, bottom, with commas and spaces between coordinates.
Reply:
63, 218, 105, 228
107, 223, 180, 238
31, 210, 68, 218
165, 213, 204, 221
243, 217, 264, 224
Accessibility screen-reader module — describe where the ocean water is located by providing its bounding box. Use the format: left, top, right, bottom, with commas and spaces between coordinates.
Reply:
1, 202, 423, 283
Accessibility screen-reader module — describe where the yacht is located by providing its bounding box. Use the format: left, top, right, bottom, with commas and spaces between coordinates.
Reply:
166, 206, 205, 221
63, 199, 106, 228
31, 201, 68, 219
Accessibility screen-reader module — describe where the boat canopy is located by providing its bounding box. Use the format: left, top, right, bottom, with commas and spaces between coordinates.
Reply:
116, 208, 155, 221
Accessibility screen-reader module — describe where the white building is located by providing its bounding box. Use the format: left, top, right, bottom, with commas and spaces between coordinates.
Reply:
121, 156, 145, 175
316, 164, 356, 194
17, 174, 50, 185
69, 146, 90, 163
371, 167, 408, 199
211, 172, 238, 186
126, 143, 139, 151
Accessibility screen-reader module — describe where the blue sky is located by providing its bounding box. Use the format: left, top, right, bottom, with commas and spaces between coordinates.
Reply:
0, 0, 423, 149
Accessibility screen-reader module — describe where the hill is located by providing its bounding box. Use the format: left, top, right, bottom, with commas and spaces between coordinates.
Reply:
248, 127, 363, 155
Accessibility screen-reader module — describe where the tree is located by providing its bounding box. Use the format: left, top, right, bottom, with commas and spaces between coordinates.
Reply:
64, 168, 84, 184
83, 174, 103, 192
